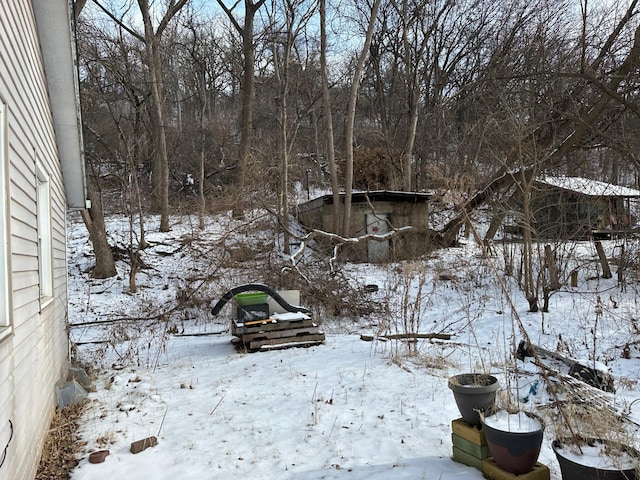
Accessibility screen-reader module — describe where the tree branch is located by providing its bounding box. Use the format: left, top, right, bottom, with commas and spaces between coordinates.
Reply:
92, 0, 145, 42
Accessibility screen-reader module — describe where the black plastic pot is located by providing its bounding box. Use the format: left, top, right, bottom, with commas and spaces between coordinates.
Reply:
481, 410, 544, 475
448, 373, 499, 427
553, 437, 639, 480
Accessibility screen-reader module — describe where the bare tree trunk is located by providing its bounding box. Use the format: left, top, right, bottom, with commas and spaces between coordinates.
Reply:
310, 110, 323, 187
402, 90, 419, 191
128, 204, 138, 294
320, 0, 340, 233
80, 174, 116, 278
272, 0, 315, 253
484, 211, 507, 243
342, 0, 383, 236
199, 135, 206, 230
217, 0, 267, 218
236, 11, 255, 216
273, 22, 291, 255
595, 241, 613, 279
521, 176, 538, 312
75, 0, 115, 279
399, 0, 420, 191
130, 95, 148, 249
199, 69, 207, 230
279, 109, 291, 254
138, 0, 175, 232
545, 244, 561, 290
131, 155, 148, 250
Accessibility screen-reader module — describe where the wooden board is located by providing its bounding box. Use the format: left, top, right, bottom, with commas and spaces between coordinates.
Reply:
240, 325, 322, 342
257, 340, 326, 351
232, 319, 315, 336
249, 333, 326, 350
451, 418, 486, 446
452, 446, 483, 470
482, 459, 549, 480
451, 433, 490, 459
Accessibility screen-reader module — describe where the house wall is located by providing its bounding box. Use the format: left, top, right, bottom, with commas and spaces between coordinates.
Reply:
0, 2, 70, 479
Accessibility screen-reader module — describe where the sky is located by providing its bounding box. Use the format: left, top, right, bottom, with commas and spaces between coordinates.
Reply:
65, 211, 640, 479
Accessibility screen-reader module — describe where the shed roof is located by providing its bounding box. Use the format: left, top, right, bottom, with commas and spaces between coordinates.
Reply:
537, 176, 640, 198
297, 190, 432, 211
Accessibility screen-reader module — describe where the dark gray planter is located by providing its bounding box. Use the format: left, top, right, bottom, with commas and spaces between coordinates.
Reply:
448, 373, 499, 427
481, 410, 544, 475
553, 437, 639, 480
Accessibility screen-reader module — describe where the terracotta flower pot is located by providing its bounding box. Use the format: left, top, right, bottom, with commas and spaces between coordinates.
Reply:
448, 373, 499, 427
553, 437, 639, 480
481, 410, 544, 475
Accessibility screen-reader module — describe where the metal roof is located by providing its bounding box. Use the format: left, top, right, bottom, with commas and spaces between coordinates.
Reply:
537, 176, 640, 198
298, 190, 433, 210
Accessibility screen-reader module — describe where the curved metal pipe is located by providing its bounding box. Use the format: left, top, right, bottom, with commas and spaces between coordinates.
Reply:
211, 283, 310, 316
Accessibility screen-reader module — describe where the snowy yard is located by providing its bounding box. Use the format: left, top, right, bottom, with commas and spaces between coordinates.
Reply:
66, 213, 640, 479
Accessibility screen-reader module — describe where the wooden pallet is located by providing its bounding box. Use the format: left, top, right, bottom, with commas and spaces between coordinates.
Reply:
249, 333, 326, 351
231, 313, 325, 351
232, 318, 315, 335
482, 459, 549, 480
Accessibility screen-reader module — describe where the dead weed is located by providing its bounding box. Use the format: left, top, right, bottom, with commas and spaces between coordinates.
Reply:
35, 401, 87, 480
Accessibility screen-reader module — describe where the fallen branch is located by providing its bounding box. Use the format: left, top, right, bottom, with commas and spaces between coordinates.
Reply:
360, 333, 452, 341
172, 331, 226, 337
210, 396, 224, 416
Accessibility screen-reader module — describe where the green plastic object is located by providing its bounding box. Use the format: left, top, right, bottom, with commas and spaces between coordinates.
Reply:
234, 292, 269, 306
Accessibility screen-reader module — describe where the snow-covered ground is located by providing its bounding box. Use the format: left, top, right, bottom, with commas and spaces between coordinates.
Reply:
66, 212, 640, 479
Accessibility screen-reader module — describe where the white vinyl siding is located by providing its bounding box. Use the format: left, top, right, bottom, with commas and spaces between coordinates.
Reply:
0, 2, 74, 480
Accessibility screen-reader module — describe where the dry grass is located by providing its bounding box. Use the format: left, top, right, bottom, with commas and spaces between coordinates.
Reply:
35, 401, 87, 480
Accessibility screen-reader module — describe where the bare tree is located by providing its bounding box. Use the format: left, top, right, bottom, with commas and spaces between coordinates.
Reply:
216, 0, 267, 217
435, 0, 640, 247
181, 19, 214, 229
92, 0, 189, 232
387, 0, 456, 190
267, 0, 318, 254
319, 0, 340, 232
75, 3, 117, 278
342, 0, 383, 236
75, 0, 640, 264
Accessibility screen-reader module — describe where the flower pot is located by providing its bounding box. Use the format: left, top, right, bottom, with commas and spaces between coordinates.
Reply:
481, 410, 544, 475
553, 437, 639, 480
448, 373, 499, 427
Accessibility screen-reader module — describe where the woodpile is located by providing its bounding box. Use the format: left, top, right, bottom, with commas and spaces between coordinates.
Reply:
211, 285, 326, 352
231, 312, 325, 351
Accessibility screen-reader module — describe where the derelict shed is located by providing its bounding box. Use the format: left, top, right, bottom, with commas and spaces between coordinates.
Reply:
294, 190, 433, 262
530, 176, 640, 240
